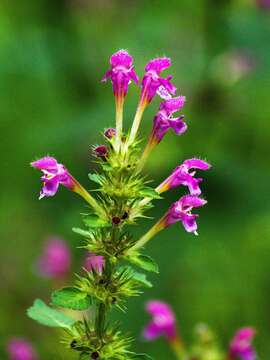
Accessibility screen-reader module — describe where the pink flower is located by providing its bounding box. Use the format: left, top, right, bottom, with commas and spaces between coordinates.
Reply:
143, 300, 177, 341
102, 49, 139, 98
37, 237, 71, 279
164, 195, 207, 235
104, 128, 116, 139
7, 338, 38, 360
31, 157, 76, 199
83, 252, 105, 274
156, 158, 211, 196
229, 328, 257, 360
141, 57, 176, 104
257, 0, 270, 9
149, 96, 187, 144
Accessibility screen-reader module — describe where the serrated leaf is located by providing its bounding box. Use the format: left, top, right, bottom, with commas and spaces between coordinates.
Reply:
51, 287, 92, 311
83, 214, 109, 228
27, 299, 76, 328
88, 173, 104, 185
131, 272, 152, 288
139, 187, 161, 199
72, 227, 92, 237
128, 254, 159, 273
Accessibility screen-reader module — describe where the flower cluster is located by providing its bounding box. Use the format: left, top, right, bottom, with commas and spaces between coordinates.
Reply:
28, 49, 211, 360
143, 300, 257, 360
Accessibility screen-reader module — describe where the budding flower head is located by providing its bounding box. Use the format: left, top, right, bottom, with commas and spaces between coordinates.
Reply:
104, 128, 116, 139
83, 252, 105, 274
102, 49, 139, 98
150, 96, 187, 145
164, 195, 207, 235
156, 158, 211, 196
143, 300, 177, 342
37, 237, 71, 279
93, 145, 108, 158
31, 156, 76, 199
229, 328, 257, 360
141, 57, 176, 104
7, 338, 38, 360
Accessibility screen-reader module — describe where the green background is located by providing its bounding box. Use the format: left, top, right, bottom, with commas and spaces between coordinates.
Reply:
1, 0, 270, 358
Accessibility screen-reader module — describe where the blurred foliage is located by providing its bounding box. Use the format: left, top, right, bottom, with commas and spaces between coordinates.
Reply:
1, 0, 270, 359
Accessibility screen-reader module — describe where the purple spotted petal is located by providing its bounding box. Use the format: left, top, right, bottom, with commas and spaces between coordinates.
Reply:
40, 178, 59, 199
180, 194, 207, 209
181, 214, 198, 234
7, 338, 38, 360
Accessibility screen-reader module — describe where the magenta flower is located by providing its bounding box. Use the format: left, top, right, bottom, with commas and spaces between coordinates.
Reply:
7, 338, 38, 360
31, 157, 76, 199
143, 300, 177, 341
141, 57, 177, 104
156, 158, 211, 196
102, 49, 139, 98
150, 96, 187, 145
229, 328, 257, 360
83, 252, 105, 273
163, 195, 207, 235
37, 238, 71, 279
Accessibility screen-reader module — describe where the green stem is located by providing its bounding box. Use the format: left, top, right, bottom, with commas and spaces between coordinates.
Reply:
95, 302, 106, 339
130, 216, 166, 251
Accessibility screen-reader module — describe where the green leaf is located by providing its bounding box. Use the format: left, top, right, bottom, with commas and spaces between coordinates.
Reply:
128, 254, 159, 273
88, 173, 104, 185
27, 299, 76, 328
72, 227, 92, 237
51, 287, 92, 311
139, 187, 162, 199
83, 214, 109, 228
130, 352, 154, 359
131, 272, 152, 288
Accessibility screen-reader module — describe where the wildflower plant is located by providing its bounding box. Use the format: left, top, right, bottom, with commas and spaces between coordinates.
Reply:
28, 50, 210, 359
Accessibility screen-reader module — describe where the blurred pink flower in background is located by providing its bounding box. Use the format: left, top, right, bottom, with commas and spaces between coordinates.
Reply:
143, 300, 178, 341
36, 237, 71, 279
229, 327, 257, 360
83, 252, 105, 273
7, 338, 38, 360
257, 0, 270, 9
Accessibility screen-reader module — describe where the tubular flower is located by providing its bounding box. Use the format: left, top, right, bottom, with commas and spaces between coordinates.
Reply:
102, 49, 139, 98
143, 300, 177, 341
141, 57, 177, 104
31, 157, 76, 199
229, 328, 257, 360
156, 158, 211, 196
164, 195, 207, 235
7, 338, 38, 360
37, 238, 71, 279
83, 252, 105, 274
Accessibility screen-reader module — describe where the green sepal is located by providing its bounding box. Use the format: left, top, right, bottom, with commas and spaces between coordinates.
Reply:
88, 173, 104, 185
139, 186, 162, 199
130, 271, 152, 288
51, 287, 92, 311
72, 227, 92, 237
128, 254, 159, 273
27, 299, 76, 328
83, 214, 110, 228
130, 354, 154, 359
